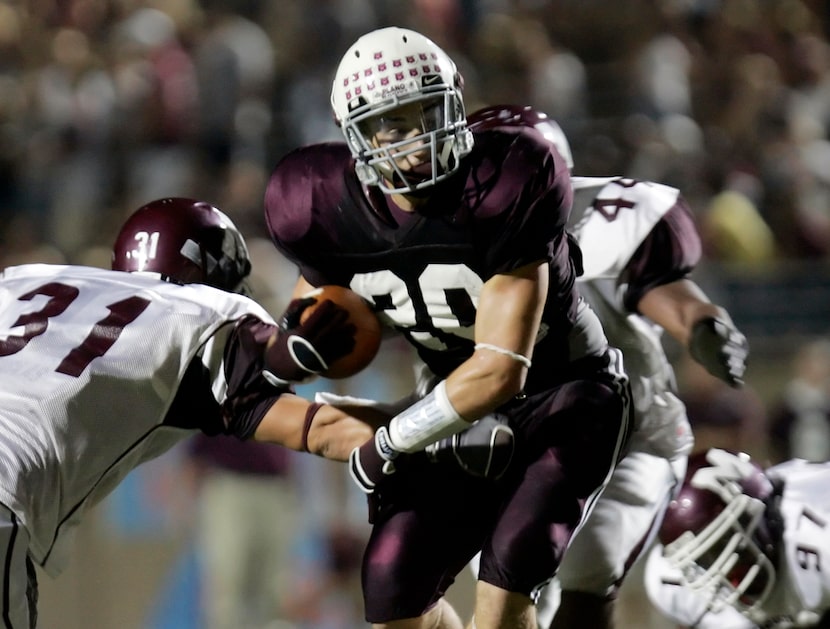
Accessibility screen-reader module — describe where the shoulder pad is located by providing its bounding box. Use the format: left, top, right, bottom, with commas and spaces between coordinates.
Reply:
568, 177, 680, 280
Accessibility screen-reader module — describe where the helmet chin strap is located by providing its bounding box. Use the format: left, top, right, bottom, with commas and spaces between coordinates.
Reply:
437, 137, 455, 170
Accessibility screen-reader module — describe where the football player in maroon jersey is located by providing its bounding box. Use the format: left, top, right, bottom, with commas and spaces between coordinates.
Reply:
264, 27, 632, 629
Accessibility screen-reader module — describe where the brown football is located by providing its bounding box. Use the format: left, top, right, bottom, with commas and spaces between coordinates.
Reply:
300, 285, 382, 378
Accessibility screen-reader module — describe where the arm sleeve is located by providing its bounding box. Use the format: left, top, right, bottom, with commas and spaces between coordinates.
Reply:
622, 198, 703, 314
220, 316, 291, 440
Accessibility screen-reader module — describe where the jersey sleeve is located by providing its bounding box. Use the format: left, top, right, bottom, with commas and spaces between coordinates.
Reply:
219, 316, 290, 439
621, 198, 703, 313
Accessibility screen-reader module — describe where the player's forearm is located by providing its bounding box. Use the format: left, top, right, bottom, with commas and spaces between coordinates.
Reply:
637, 279, 722, 346
445, 352, 526, 419
307, 408, 377, 460
252, 395, 375, 460
443, 262, 544, 418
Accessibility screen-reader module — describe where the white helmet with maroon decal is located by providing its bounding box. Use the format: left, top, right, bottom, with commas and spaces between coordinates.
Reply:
330, 27, 473, 194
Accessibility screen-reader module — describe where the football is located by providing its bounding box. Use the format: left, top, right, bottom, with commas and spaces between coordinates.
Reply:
300, 285, 382, 378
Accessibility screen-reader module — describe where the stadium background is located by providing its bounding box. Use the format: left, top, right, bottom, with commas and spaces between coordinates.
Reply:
2, 0, 830, 627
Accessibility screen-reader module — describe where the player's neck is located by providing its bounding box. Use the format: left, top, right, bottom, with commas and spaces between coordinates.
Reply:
385, 194, 421, 226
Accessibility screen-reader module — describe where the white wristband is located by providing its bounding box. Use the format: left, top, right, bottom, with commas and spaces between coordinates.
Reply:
388, 380, 469, 453
474, 343, 532, 369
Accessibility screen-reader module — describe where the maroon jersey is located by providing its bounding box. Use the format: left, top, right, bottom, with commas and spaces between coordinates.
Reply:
265, 128, 631, 621
265, 128, 607, 393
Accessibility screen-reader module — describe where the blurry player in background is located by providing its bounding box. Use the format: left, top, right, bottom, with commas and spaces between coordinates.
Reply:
645, 448, 830, 628
0, 197, 387, 629
466, 105, 749, 629
264, 26, 631, 629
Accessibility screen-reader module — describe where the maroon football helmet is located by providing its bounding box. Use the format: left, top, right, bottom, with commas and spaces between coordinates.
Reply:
658, 448, 778, 621
112, 198, 251, 293
466, 104, 574, 170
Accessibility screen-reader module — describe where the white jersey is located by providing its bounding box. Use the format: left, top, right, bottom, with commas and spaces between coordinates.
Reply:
0, 264, 274, 576
645, 460, 830, 628
533, 177, 696, 620
568, 176, 693, 459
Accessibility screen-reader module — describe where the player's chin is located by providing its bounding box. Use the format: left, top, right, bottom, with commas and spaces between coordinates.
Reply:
388, 164, 434, 192
407, 160, 433, 176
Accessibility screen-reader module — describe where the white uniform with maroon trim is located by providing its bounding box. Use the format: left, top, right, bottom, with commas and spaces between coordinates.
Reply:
645, 460, 830, 628
536, 177, 695, 624
569, 176, 693, 461
0, 264, 274, 578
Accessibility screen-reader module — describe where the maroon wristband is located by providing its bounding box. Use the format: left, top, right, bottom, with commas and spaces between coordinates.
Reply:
301, 402, 324, 452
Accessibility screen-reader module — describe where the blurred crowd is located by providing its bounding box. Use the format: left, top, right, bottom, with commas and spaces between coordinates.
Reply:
1, 0, 830, 267
4, 1, 830, 628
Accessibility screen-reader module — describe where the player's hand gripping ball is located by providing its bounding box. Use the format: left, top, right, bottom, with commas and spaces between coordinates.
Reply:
265, 285, 382, 383
299, 286, 382, 379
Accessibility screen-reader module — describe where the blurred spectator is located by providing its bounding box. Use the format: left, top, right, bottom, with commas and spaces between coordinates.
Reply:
192, 2, 276, 197
0, 213, 67, 268
516, 16, 589, 139
467, 12, 531, 107
0, 3, 27, 213
281, 524, 368, 629
187, 435, 299, 629
110, 7, 199, 208
701, 188, 778, 263
24, 26, 117, 257
632, 24, 693, 121
769, 338, 830, 462
785, 32, 830, 142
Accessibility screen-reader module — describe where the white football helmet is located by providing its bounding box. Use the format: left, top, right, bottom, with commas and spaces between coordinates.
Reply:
659, 449, 778, 624
330, 27, 473, 194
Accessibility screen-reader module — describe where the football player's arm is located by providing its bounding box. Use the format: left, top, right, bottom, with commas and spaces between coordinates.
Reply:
445, 260, 547, 419
253, 394, 379, 460
347, 264, 541, 494
638, 279, 726, 347
220, 314, 385, 462
626, 203, 748, 386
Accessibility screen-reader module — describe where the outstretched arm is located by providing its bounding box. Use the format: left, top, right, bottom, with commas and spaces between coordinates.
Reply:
638, 276, 748, 389
253, 393, 380, 461
624, 201, 749, 387
637, 278, 724, 347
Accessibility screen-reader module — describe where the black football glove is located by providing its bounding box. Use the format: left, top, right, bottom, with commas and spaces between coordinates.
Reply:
689, 315, 749, 387
425, 414, 514, 479
263, 296, 356, 385
349, 426, 400, 494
